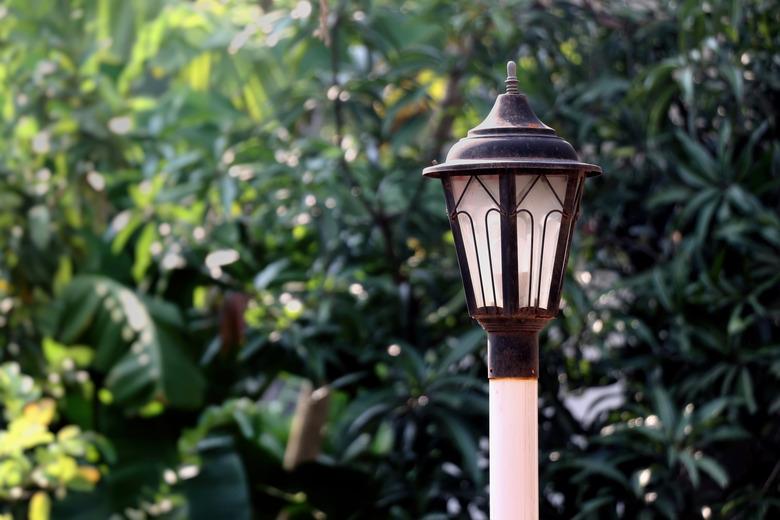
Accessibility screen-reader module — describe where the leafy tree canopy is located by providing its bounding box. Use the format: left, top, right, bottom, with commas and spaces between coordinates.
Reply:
0, 0, 778, 518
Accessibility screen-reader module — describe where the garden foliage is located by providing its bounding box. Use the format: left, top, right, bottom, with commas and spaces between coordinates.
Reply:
0, 0, 778, 518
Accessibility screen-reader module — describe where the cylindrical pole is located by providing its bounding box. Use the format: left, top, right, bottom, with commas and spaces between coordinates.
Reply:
489, 378, 538, 520
487, 332, 540, 520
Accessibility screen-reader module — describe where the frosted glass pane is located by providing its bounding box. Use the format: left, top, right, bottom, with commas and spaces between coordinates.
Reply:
516, 175, 567, 310
452, 175, 503, 308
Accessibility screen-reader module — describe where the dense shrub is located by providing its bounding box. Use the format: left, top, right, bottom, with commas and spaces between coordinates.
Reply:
0, 0, 778, 518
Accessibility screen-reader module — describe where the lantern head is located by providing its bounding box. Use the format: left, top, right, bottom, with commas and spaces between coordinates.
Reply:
423, 61, 601, 378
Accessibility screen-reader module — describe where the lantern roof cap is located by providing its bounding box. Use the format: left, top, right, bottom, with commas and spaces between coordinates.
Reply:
423, 61, 601, 178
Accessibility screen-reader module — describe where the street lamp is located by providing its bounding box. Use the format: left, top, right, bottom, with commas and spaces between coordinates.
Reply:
423, 61, 601, 519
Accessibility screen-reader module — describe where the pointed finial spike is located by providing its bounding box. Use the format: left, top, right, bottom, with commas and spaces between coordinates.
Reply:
505, 60, 519, 94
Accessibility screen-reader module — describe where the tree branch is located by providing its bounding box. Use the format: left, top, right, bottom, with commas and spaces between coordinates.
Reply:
406, 43, 472, 215
328, 3, 403, 282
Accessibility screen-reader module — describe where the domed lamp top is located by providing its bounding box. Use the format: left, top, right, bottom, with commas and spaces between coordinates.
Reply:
422, 61, 601, 178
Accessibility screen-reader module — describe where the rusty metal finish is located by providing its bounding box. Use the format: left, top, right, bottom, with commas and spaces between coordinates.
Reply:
500, 174, 519, 315
425, 61, 601, 378
422, 62, 601, 179
442, 176, 477, 314
478, 313, 552, 334
547, 174, 585, 315
488, 332, 540, 379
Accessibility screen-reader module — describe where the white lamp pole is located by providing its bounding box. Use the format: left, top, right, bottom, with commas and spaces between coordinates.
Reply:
422, 61, 601, 518
490, 377, 538, 519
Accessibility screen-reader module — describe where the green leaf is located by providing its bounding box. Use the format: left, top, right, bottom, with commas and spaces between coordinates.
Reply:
253, 259, 290, 290
158, 324, 206, 409
679, 451, 700, 487
652, 269, 673, 311
430, 409, 481, 485
110, 212, 143, 253
28, 205, 52, 250
42, 337, 94, 368
347, 403, 392, 436
647, 187, 691, 208
220, 176, 237, 215
677, 131, 718, 178
438, 329, 483, 371
342, 432, 372, 461
696, 397, 729, 423
720, 64, 744, 101
29, 491, 51, 520
695, 199, 718, 245
652, 386, 676, 435
182, 442, 252, 520
703, 426, 750, 443
739, 368, 757, 414
53, 256, 73, 296
571, 496, 612, 520
567, 458, 630, 489
726, 184, 760, 212
728, 304, 751, 335
56, 276, 204, 411
676, 65, 694, 106
56, 279, 103, 344
132, 222, 157, 282
696, 455, 729, 488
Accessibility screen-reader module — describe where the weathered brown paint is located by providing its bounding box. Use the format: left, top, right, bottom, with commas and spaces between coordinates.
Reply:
423, 61, 602, 378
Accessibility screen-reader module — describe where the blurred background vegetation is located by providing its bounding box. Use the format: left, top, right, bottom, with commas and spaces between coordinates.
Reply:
0, 0, 778, 518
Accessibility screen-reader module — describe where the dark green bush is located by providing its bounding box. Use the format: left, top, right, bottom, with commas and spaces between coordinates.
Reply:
0, 0, 778, 518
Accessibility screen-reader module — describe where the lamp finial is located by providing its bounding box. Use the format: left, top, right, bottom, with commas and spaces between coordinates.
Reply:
505, 60, 519, 94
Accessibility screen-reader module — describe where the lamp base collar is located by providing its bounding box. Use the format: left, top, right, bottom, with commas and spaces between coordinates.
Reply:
487, 332, 539, 379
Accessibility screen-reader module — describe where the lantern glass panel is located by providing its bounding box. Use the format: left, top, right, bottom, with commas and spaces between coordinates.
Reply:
515, 174, 567, 310
451, 175, 503, 309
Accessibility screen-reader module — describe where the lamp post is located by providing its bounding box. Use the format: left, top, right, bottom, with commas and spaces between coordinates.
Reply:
423, 61, 601, 519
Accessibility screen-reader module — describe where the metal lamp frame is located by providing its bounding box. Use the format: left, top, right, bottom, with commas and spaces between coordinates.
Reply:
423, 61, 601, 378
